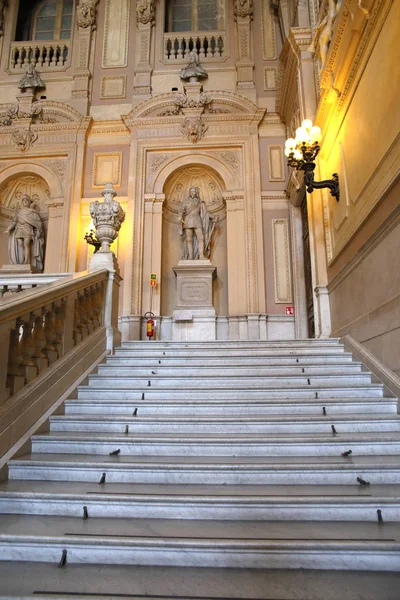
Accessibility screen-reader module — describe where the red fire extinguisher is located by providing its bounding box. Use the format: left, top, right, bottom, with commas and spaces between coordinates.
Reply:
144, 312, 155, 339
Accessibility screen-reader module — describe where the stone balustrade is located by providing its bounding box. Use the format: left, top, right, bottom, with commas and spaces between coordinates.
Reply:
0, 273, 71, 298
164, 31, 226, 61
0, 270, 113, 406
9, 41, 71, 70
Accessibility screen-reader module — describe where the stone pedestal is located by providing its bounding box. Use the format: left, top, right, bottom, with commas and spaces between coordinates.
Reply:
172, 260, 217, 341
0, 264, 41, 274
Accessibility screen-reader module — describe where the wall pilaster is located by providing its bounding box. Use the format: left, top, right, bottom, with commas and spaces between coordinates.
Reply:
133, 1, 156, 98
142, 193, 164, 316
234, 0, 255, 98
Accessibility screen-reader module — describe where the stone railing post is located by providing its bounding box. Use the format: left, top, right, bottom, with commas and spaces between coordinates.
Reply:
88, 183, 125, 352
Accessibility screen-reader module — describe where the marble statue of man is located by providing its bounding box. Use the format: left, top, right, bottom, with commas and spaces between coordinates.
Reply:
179, 186, 216, 260
5, 194, 45, 271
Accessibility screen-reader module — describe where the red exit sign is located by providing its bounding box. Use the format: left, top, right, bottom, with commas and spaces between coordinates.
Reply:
286, 306, 295, 316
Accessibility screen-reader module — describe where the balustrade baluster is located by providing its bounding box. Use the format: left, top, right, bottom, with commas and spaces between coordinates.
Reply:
77, 293, 89, 338
44, 46, 50, 67
32, 310, 49, 373
7, 319, 23, 377
199, 37, 206, 60
38, 46, 44, 67
19, 314, 36, 368
49, 45, 57, 67
43, 306, 58, 364
177, 38, 183, 59
54, 301, 66, 356
16, 47, 23, 68
73, 296, 82, 346
83, 288, 95, 333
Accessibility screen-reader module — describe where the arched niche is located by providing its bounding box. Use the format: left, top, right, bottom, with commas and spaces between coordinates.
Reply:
161, 164, 228, 316
0, 172, 51, 269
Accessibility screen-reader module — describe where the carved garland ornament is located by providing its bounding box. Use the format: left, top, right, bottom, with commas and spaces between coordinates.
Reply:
76, 0, 99, 30
136, 0, 156, 25
234, 0, 254, 20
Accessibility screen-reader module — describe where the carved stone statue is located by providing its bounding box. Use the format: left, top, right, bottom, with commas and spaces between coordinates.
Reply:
136, 0, 156, 25
178, 187, 217, 260
5, 194, 45, 271
76, 0, 99, 30
180, 49, 208, 82
308, 0, 342, 69
89, 183, 125, 253
18, 64, 45, 92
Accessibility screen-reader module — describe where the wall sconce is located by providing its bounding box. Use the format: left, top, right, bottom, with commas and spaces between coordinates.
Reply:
285, 120, 340, 202
84, 227, 101, 253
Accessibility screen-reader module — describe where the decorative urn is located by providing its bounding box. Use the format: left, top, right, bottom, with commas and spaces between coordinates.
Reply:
89, 183, 125, 252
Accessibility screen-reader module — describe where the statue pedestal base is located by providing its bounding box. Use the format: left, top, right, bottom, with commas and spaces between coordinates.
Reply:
172, 259, 217, 341
0, 264, 41, 274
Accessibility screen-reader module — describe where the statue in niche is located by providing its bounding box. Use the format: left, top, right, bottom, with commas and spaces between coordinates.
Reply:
180, 49, 208, 83
18, 64, 45, 93
5, 194, 45, 271
178, 186, 217, 260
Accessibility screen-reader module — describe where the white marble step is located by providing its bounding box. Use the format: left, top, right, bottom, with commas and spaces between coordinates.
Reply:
49, 414, 400, 434
65, 397, 398, 416
120, 340, 342, 349
1, 480, 400, 520
106, 353, 356, 366
97, 364, 365, 377
87, 373, 373, 388
0, 516, 399, 570
114, 348, 347, 358
10, 454, 400, 485
30, 431, 400, 457
2, 561, 400, 600
77, 384, 386, 400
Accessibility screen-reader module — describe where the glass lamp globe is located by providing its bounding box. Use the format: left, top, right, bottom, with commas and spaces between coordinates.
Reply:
285, 137, 296, 150
295, 127, 310, 144
301, 119, 313, 130
310, 126, 322, 143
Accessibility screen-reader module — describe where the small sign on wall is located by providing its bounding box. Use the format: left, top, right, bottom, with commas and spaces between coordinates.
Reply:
286, 306, 295, 316
150, 273, 157, 287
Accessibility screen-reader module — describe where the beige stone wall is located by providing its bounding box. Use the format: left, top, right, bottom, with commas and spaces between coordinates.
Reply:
317, 0, 400, 367
329, 182, 400, 376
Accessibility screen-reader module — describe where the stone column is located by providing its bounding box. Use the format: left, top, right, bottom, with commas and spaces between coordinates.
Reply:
141, 193, 164, 317
133, 0, 156, 98
234, 0, 255, 100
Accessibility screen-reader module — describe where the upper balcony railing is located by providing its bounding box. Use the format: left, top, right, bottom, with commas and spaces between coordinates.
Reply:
9, 40, 71, 71
163, 31, 226, 62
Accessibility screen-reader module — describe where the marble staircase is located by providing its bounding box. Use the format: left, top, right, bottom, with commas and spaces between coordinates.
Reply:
1, 339, 400, 599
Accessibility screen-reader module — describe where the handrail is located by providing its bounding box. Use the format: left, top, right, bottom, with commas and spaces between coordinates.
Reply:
0, 268, 122, 408
0, 270, 108, 322
0, 273, 72, 299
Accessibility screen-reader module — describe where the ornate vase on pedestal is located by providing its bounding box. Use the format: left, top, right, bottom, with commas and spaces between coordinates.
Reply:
89, 183, 125, 253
